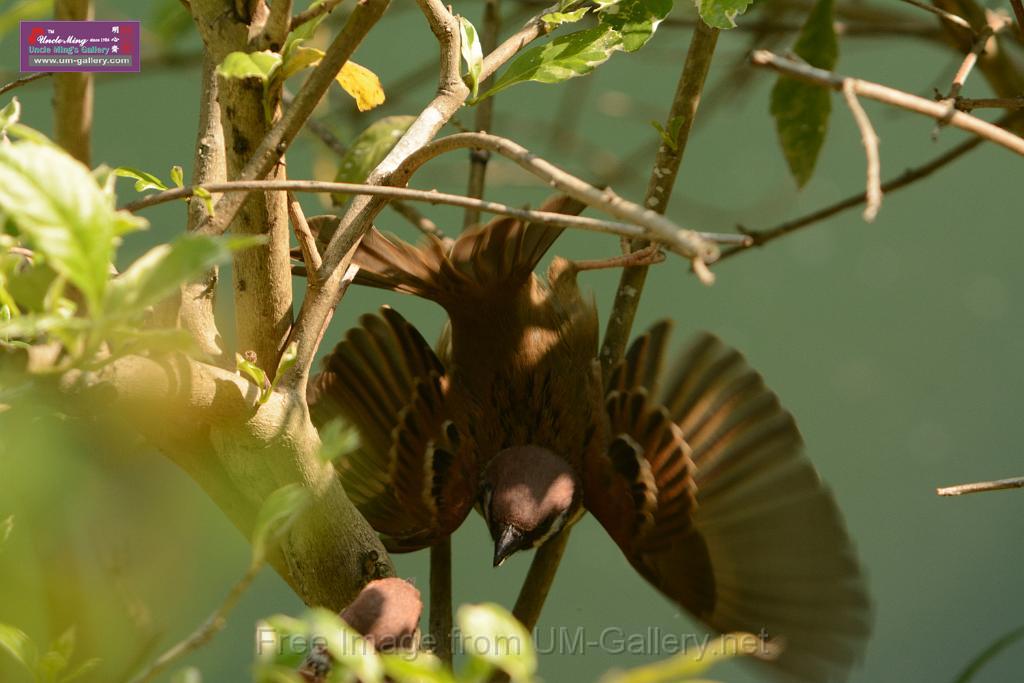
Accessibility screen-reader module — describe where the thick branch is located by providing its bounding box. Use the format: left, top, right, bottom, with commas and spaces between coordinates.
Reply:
53, 0, 94, 165
750, 51, 1024, 156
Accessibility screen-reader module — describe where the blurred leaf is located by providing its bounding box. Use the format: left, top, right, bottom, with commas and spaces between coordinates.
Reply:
107, 326, 200, 359
695, 0, 755, 29
596, 0, 673, 52
0, 0, 52, 43
0, 142, 147, 312
114, 167, 169, 193
381, 651, 455, 683
770, 0, 837, 187
58, 657, 100, 683
216, 51, 282, 83
171, 666, 203, 683
306, 608, 382, 683
0, 515, 12, 547
105, 234, 249, 318
336, 61, 386, 112
251, 484, 311, 568
541, 7, 589, 27
952, 624, 1024, 683
316, 420, 361, 463
0, 97, 20, 136
0, 623, 37, 676
456, 603, 536, 683
332, 116, 415, 205
151, 0, 193, 47
5, 260, 58, 314
51, 627, 75, 667
459, 17, 483, 100
170, 165, 184, 189
600, 632, 761, 683
483, 26, 622, 99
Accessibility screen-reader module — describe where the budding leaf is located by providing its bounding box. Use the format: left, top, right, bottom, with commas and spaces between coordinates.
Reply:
114, 167, 168, 193
770, 0, 838, 187
459, 16, 484, 100
170, 165, 184, 189
695, 0, 756, 29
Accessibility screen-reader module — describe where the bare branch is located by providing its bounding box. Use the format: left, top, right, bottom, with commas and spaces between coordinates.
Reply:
0, 72, 50, 97
955, 95, 1024, 111
513, 530, 570, 631
463, 0, 503, 230
53, 0, 94, 165
937, 476, 1024, 496
288, 193, 323, 286
600, 19, 720, 376
750, 51, 1024, 157
898, 0, 973, 32
291, 0, 346, 33
842, 80, 882, 222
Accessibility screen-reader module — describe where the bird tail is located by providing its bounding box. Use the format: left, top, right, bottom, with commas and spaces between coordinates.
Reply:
351, 195, 586, 305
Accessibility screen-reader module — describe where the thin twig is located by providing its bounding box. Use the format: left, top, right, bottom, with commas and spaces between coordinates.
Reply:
128, 560, 263, 683
720, 115, 1022, 260
288, 193, 323, 285
290, 0, 346, 32
937, 476, 1024, 496
123, 179, 742, 247
945, 25, 995, 100
512, 527, 570, 631
842, 81, 882, 222
429, 537, 453, 665
898, 0, 974, 32
600, 19, 720, 375
750, 51, 1024, 157
0, 72, 50, 97
954, 95, 1024, 111
387, 200, 450, 243
463, 0, 502, 230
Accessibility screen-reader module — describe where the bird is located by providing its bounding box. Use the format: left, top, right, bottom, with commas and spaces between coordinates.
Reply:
307, 196, 870, 682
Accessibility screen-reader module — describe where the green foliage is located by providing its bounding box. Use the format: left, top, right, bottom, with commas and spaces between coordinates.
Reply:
695, 0, 755, 29
0, 0, 52, 44
0, 623, 100, 683
481, 1, 673, 100
316, 419, 362, 463
235, 340, 298, 404
170, 165, 185, 189
114, 167, 169, 193
217, 51, 284, 83
541, 7, 590, 28
332, 116, 416, 205
651, 116, 685, 152
456, 603, 537, 683
150, 0, 194, 48
0, 97, 20, 137
459, 17, 484, 100
250, 484, 312, 569
770, 0, 838, 187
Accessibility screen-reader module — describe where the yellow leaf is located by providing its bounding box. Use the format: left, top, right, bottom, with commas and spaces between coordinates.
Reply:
335, 61, 385, 112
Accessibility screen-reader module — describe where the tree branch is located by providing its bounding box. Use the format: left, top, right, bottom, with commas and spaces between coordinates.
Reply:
842, 80, 882, 222
0, 72, 50, 97
937, 476, 1024, 496
53, 0, 93, 165
429, 537, 453, 665
463, 0, 502, 230
750, 51, 1024, 156
600, 19, 720, 376
291, 0, 346, 33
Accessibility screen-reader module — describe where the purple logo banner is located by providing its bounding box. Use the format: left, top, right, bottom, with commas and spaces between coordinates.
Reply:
20, 21, 140, 73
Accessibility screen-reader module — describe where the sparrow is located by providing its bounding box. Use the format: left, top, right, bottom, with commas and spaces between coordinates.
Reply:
307, 196, 870, 682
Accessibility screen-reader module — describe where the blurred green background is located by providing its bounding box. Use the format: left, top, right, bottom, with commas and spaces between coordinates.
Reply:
2, 1, 1023, 682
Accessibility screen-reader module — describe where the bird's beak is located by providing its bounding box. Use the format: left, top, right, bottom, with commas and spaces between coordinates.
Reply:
493, 524, 525, 567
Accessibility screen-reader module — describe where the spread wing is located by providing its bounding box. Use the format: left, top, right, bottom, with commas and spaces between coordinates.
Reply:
585, 322, 870, 682
307, 306, 476, 552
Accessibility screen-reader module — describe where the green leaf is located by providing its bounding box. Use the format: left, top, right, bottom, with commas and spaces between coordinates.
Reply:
0, 97, 20, 136
695, 0, 755, 29
0, 142, 147, 312
332, 116, 416, 205
151, 0, 193, 47
381, 651, 455, 683
236, 353, 270, 399
250, 484, 311, 568
541, 8, 590, 27
105, 234, 238, 318
0, 623, 37, 675
114, 167, 169, 193
456, 603, 536, 683
596, 0, 673, 52
953, 625, 1024, 683
193, 187, 215, 217
264, 341, 298, 403
600, 632, 762, 683
283, 0, 330, 56
483, 26, 622, 100
459, 17, 484, 100
216, 51, 283, 83
58, 657, 100, 683
316, 420, 361, 463
651, 115, 685, 152
281, 45, 325, 80
170, 165, 184, 189
770, 0, 837, 187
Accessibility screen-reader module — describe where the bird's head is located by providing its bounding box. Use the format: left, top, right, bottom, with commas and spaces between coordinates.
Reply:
480, 446, 580, 567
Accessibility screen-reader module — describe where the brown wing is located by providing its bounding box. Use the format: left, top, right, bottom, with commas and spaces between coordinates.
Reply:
349, 195, 585, 306
586, 323, 870, 683
307, 306, 476, 552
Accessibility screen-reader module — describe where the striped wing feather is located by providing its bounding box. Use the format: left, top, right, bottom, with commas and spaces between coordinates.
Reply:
587, 322, 870, 682
307, 307, 475, 552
